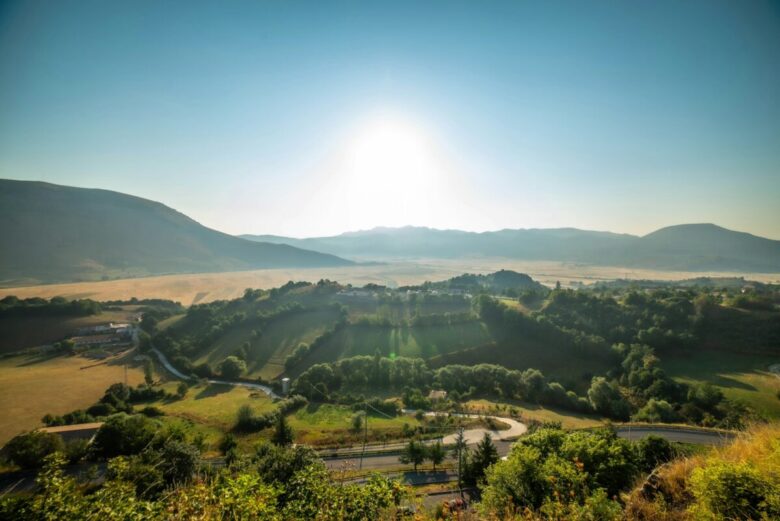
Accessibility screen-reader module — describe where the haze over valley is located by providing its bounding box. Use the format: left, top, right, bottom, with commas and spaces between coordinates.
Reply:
1, 1, 779, 519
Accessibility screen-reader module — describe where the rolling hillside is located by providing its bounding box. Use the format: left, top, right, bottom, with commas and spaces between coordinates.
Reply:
242, 223, 780, 272
0, 180, 352, 285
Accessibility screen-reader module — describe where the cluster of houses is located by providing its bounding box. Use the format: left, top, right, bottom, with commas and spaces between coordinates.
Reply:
70, 322, 134, 349
337, 287, 473, 300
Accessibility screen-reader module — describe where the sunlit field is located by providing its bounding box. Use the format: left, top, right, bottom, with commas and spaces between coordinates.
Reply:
3, 259, 778, 306
0, 353, 145, 444
663, 352, 780, 419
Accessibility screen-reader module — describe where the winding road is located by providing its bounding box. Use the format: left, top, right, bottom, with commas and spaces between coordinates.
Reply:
436, 413, 527, 444
615, 425, 735, 446
151, 348, 279, 399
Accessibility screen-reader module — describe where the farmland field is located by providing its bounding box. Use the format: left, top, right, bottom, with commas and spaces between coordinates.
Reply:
0, 353, 145, 444
3, 259, 778, 305
663, 351, 780, 419
295, 321, 492, 372
194, 308, 342, 380
288, 403, 424, 446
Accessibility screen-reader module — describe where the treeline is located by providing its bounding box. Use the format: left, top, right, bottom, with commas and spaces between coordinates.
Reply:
154, 301, 346, 376
41, 382, 177, 427
529, 289, 698, 353
284, 314, 349, 370
475, 294, 611, 360
0, 296, 101, 318
102, 297, 183, 309
235, 395, 308, 432
615, 343, 757, 428
293, 355, 593, 415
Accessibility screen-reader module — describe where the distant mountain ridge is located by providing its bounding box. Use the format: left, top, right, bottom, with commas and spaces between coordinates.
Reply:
0, 180, 352, 285
241, 224, 780, 273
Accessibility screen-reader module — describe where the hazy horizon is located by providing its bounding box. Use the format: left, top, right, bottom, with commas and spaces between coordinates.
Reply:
2, 1, 779, 239
4, 177, 779, 241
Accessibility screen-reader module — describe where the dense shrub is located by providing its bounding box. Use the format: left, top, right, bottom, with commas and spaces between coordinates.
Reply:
4, 431, 64, 469
91, 414, 159, 458
218, 356, 247, 378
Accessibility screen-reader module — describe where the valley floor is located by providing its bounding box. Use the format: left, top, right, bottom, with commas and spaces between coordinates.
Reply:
3, 259, 779, 305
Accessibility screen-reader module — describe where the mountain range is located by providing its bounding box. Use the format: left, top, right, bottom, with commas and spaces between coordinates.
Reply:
0, 180, 351, 286
242, 224, 780, 273
2, 179, 779, 287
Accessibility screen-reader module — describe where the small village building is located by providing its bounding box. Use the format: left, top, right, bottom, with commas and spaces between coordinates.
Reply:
427, 390, 448, 401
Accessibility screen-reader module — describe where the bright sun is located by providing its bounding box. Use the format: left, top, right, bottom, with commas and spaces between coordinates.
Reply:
345, 115, 439, 198
319, 111, 468, 231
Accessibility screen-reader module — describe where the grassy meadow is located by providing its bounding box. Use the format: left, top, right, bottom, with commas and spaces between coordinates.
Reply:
138, 381, 278, 455
288, 403, 424, 446
462, 398, 604, 430
0, 353, 145, 444
663, 351, 780, 419
295, 321, 492, 372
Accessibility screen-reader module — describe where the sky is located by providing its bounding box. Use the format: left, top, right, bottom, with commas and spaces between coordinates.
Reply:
1, 0, 779, 239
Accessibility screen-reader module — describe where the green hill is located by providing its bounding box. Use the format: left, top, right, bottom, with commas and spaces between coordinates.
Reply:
152, 274, 616, 388
0, 180, 352, 285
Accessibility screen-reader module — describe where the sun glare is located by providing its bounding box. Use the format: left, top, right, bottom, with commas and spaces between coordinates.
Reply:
314, 110, 474, 231
344, 115, 441, 196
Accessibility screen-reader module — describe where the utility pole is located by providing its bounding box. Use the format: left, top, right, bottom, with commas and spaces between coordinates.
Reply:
359, 405, 368, 470
455, 426, 465, 499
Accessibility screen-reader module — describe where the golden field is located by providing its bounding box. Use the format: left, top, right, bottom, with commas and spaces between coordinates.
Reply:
0, 353, 145, 444
2, 259, 778, 306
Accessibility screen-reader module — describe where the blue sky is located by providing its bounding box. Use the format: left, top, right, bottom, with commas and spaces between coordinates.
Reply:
1, 0, 779, 238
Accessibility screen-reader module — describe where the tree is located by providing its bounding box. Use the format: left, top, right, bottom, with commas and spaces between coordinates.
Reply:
59, 339, 76, 355
218, 356, 246, 379
271, 413, 294, 446
144, 359, 154, 385
158, 440, 200, 485
351, 412, 364, 433
399, 439, 427, 472
255, 441, 322, 485
90, 414, 158, 458
588, 377, 631, 420
219, 433, 238, 455
636, 435, 674, 472
176, 381, 189, 399
5, 431, 64, 469
465, 432, 498, 485
633, 399, 678, 423
428, 441, 445, 471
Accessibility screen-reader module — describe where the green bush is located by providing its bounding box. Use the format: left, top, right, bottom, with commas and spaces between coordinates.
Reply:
4, 430, 64, 469
690, 461, 780, 520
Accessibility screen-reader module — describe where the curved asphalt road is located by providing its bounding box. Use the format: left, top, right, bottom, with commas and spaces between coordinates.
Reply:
326, 425, 735, 478
615, 425, 735, 446
151, 348, 279, 399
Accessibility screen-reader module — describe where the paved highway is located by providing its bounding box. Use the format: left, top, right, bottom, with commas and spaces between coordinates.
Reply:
615, 425, 734, 445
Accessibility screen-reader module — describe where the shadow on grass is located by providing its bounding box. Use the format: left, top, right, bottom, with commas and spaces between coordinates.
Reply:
195, 383, 232, 400
702, 374, 757, 391
14, 352, 62, 367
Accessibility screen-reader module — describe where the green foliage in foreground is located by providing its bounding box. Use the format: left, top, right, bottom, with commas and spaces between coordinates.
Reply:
479, 426, 676, 517
1, 452, 405, 521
